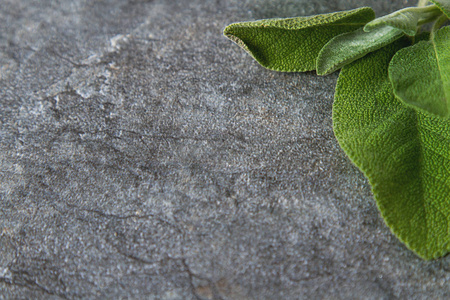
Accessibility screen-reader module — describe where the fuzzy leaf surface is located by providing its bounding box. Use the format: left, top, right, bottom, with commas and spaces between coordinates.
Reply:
334, 38, 450, 260
389, 26, 450, 118
223, 7, 375, 72
316, 26, 403, 75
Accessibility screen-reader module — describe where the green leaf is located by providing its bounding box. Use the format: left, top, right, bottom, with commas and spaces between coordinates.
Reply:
430, 0, 450, 17
223, 7, 375, 72
334, 37, 450, 260
389, 26, 450, 118
316, 26, 404, 75
364, 5, 442, 36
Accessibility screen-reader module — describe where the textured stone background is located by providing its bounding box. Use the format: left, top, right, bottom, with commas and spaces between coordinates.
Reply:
1, 0, 449, 299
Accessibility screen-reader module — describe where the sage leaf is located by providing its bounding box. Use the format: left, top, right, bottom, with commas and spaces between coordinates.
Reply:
334, 38, 450, 260
364, 5, 442, 36
223, 7, 375, 72
316, 26, 404, 75
430, 0, 450, 17
389, 26, 450, 118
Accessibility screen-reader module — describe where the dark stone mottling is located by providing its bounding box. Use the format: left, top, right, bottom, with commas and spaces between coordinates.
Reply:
1, 0, 449, 299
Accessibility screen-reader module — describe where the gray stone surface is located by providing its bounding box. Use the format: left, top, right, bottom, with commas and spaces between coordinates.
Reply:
1, 0, 449, 299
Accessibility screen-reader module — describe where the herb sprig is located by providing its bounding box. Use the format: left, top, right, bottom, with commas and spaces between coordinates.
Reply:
224, 0, 450, 260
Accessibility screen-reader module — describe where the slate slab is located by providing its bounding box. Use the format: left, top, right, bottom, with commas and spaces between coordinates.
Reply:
1, 0, 449, 299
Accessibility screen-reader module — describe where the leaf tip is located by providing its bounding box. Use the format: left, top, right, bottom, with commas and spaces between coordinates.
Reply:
363, 22, 374, 33
222, 23, 251, 53
315, 59, 334, 76
222, 23, 236, 39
